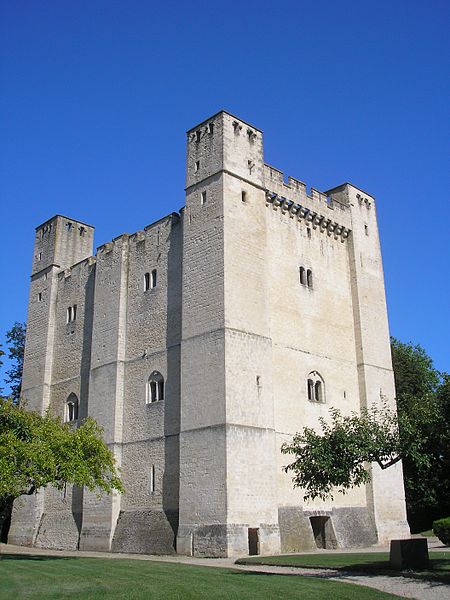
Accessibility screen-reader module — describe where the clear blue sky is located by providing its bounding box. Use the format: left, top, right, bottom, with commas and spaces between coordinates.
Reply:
1, 0, 449, 391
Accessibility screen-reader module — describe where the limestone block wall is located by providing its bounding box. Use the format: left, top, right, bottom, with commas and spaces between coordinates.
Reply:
12, 110, 410, 557
79, 234, 129, 551
113, 215, 182, 554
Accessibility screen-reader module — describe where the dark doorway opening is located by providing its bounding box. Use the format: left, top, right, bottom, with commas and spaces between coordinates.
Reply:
248, 527, 260, 555
0, 501, 12, 543
309, 516, 337, 549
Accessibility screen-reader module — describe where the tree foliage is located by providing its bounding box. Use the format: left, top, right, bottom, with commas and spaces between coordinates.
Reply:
281, 338, 450, 527
0, 398, 123, 530
4, 322, 26, 403
391, 339, 450, 522
281, 404, 401, 501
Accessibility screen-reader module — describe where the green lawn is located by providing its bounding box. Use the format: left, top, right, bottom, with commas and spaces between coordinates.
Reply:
0, 554, 401, 600
236, 551, 450, 583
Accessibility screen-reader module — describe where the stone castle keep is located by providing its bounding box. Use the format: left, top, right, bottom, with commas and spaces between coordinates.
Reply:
10, 111, 409, 556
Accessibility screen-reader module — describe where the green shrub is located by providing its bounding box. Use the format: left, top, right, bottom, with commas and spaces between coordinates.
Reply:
433, 517, 450, 545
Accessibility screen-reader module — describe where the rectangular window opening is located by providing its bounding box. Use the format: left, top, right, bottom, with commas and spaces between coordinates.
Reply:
150, 269, 157, 289
201, 191, 207, 206
37, 293, 42, 302
241, 190, 247, 203
195, 160, 200, 172
150, 464, 156, 493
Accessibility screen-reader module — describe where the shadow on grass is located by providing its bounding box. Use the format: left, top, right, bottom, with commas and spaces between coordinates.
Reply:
236, 557, 450, 587
0, 553, 72, 561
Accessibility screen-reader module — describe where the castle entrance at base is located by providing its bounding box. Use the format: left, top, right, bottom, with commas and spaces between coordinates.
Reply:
248, 528, 260, 555
309, 516, 337, 549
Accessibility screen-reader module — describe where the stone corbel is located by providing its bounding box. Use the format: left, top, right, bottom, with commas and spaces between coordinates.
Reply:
341, 227, 350, 242
298, 207, 309, 221
281, 198, 290, 214
289, 203, 300, 218
320, 218, 330, 231
327, 222, 336, 236
334, 225, 343, 240
312, 214, 322, 229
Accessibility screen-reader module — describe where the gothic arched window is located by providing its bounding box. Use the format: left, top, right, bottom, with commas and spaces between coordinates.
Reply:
146, 371, 164, 404
65, 393, 79, 422
306, 372, 325, 403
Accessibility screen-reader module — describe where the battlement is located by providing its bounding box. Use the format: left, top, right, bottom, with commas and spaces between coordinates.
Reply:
95, 212, 180, 256
263, 164, 347, 209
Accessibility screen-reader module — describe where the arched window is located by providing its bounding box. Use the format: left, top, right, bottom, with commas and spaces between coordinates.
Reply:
299, 267, 306, 285
307, 269, 313, 288
144, 272, 150, 291
150, 269, 157, 289
306, 372, 325, 403
146, 371, 164, 404
65, 393, 79, 422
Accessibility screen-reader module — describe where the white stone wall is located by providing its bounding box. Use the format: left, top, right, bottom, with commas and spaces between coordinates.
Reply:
12, 110, 409, 556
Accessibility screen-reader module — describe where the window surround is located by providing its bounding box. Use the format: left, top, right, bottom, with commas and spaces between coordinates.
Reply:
307, 371, 325, 403
65, 393, 79, 422
146, 371, 165, 404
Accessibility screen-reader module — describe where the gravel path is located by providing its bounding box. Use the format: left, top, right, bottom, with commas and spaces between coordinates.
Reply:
1, 543, 449, 600
229, 563, 450, 600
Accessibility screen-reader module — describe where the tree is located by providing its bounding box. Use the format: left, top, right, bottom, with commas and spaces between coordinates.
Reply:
5, 322, 26, 403
281, 338, 450, 530
0, 343, 4, 395
391, 339, 450, 528
0, 398, 123, 536
281, 404, 402, 501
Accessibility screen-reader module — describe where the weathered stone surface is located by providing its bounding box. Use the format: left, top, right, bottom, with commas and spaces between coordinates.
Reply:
278, 507, 316, 552
111, 510, 176, 555
12, 110, 410, 557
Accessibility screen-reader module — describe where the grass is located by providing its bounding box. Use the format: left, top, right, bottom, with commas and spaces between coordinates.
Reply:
0, 554, 402, 599
420, 529, 434, 537
236, 551, 450, 584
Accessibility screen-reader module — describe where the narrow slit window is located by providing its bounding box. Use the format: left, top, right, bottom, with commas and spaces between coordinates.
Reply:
307, 379, 314, 401
364, 224, 369, 236
144, 272, 150, 291
150, 269, 157, 289
307, 269, 313, 288
201, 191, 206, 206
67, 305, 77, 323
150, 464, 155, 493
299, 267, 306, 285
195, 130, 201, 143
314, 381, 322, 402
195, 160, 200, 172
241, 190, 247, 203
208, 122, 214, 134
37, 292, 42, 302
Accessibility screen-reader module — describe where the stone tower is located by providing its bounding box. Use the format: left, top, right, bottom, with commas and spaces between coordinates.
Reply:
9, 111, 410, 556
177, 113, 280, 556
